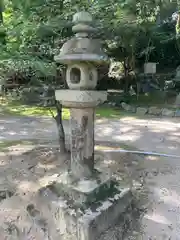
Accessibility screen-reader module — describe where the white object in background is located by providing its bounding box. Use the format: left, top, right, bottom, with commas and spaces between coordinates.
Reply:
144, 62, 157, 74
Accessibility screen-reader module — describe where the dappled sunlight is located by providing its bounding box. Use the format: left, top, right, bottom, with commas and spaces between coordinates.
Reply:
166, 136, 180, 141
17, 180, 40, 194
2, 102, 179, 156
154, 187, 180, 207
2, 0, 180, 237
146, 156, 159, 161
121, 117, 180, 127
1, 98, 130, 119
36, 162, 56, 170
103, 159, 116, 166
119, 116, 137, 121
7, 144, 35, 155
150, 125, 178, 131
0, 140, 39, 153
168, 146, 177, 150
119, 126, 133, 133
0, 116, 59, 143
38, 174, 59, 187
0, 113, 179, 238
5, 131, 17, 136
114, 133, 141, 142
101, 127, 114, 135
144, 213, 171, 225
134, 162, 180, 239
150, 128, 166, 133
0, 103, 180, 240
1, 113, 180, 157
173, 132, 180, 136
95, 117, 180, 156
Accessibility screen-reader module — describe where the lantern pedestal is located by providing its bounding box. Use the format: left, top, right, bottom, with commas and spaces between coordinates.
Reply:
39, 177, 132, 240
37, 89, 133, 240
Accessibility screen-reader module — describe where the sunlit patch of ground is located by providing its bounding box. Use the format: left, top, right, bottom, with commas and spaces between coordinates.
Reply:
0, 138, 144, 239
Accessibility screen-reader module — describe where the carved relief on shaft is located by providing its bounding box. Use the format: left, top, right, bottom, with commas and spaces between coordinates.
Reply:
70, 108, 94, 179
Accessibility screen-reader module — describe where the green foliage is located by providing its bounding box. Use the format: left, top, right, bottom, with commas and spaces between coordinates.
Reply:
0, 0, 179, 89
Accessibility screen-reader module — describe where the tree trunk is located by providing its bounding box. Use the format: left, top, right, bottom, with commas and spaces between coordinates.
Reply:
0, 1, 6, 45
124, 58, 130, 94
54, 101, 67, 153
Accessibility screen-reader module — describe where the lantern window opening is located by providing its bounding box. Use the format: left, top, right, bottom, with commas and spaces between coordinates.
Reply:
70, 67, 81, 84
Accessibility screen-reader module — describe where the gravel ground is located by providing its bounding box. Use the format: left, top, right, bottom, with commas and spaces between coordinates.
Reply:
0, 115, 180, 239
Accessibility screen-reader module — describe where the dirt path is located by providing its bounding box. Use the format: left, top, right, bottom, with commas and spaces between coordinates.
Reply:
1, 115, 180, 155
0, 115, 180, 239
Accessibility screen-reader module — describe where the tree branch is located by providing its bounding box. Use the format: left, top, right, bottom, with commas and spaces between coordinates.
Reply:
48, 107, 55, 119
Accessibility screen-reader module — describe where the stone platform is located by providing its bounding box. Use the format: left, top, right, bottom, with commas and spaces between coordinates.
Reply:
38, 171, 133, 240
47, 169, 112, 206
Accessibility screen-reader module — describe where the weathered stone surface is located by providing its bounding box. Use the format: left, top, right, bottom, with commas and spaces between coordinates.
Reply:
78, 188, 132, 240
50, 170, 112, 205
136, 107, 148, 116
38, 185, 133, 240
55, 90, 107, 108
69, 108, 95, 179
148, 106, 162, 115
121, 102, 136, 113
55, 38, 108, 64
161, 108, 175, 117
54, 11, 108, 66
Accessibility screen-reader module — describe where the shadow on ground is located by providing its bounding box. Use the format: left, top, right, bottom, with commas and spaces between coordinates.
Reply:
0, 114, 180, 239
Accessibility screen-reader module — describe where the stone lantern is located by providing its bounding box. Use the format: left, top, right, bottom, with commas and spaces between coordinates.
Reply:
55, 11, 108, 179
48, 11, 133, 240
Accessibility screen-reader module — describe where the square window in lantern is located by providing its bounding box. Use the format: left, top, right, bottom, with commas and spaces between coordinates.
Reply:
70, 67, 81, 84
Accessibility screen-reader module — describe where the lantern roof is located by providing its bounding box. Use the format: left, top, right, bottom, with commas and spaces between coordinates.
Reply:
54, 11, 108, 65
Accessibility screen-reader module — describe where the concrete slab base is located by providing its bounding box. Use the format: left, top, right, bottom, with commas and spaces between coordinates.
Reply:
38, 183, 133, 240
77, 187, 133, 240
46, 169, 112, 206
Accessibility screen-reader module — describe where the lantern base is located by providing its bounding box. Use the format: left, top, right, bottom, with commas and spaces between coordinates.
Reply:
38, 173, 133, 240
41, 168, 112, 206
52, 89, 133, 239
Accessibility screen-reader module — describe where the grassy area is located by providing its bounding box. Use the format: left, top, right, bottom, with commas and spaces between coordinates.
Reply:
0, 97, 132, 119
